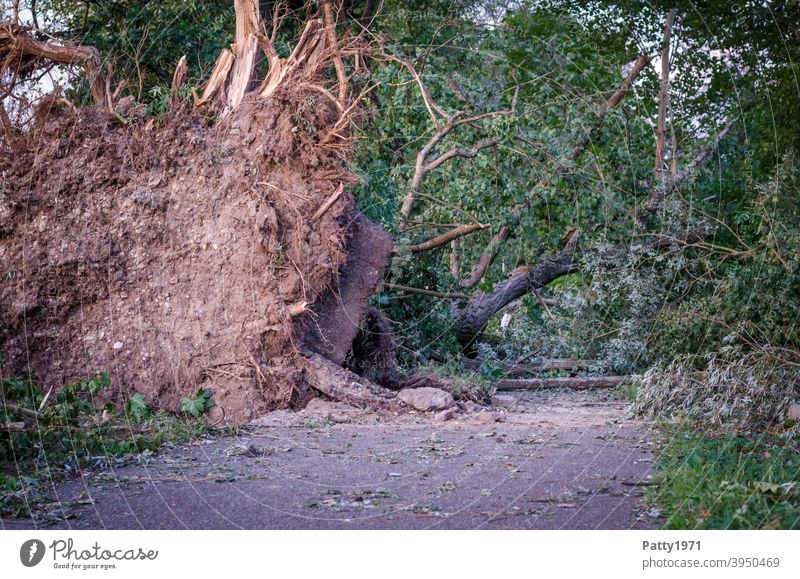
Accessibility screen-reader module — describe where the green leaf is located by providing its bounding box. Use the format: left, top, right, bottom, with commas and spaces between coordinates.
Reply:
180, 388, 216, 417
124, 393, 150, 424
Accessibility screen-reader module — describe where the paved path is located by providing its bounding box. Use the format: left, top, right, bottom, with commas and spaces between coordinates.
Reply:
2, 389, 658, 529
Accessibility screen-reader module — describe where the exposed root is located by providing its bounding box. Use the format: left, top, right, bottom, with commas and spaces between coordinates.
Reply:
304, 353, 401, 412
347, 307, 398, 388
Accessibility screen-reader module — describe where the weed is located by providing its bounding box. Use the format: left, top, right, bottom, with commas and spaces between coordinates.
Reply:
650, 424, 800, 529
1, 372, 214, 521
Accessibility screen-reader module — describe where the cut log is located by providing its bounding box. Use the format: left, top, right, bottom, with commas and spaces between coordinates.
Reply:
304, 353, 401, 412
495, 376, 633, 391
460, 358, 599, 376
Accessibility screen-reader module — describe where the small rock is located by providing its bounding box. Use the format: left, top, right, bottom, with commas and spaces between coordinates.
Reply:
477, 410, 505, 424
461, 400, 480, 414
397, 387, 454, 412
225, 444, 265, 458
433, 407, 456, 422
112, 341, 124, 350
303, 398, 357, 423
491, 394, 516, 409
787, 402, 800, 421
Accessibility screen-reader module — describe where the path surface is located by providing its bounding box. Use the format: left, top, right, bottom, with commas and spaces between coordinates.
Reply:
2, 389, 658, 530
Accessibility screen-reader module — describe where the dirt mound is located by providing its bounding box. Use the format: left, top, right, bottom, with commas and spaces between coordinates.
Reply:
0, 90, 387, 423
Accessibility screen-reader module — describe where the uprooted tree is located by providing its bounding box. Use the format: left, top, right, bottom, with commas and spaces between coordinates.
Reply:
0, 1, 403, 421
2, 0, 796, 421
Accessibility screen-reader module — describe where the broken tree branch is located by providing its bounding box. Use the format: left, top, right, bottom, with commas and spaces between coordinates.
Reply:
391, 53, 516, 222
0, 22, 107, 106
423, 136, 502, 173
383, 283, 468, 300
459, 358, 599, 376
454, 230, 580, 347
408, 222, 489, 253
460, 54, 653, 288
385, 54, 447, 124
322, 0, 348, 103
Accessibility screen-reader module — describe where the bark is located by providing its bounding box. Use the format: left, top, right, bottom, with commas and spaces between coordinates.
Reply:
0, 22, 107, 106
454, 232, 579, 348
495, 376, 632, 391
408, 222, 488, 253
654, 8, 676, 178
304, 353, 400, 411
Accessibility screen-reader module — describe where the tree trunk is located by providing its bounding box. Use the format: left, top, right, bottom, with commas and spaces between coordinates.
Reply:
453, 233, 579, 348
653, 9, 676, 180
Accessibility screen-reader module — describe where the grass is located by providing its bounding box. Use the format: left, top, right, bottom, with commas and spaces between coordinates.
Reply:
650, 424, 800, 529
1, 372, 219, 521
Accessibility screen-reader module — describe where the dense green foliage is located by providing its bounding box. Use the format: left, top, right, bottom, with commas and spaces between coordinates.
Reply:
652, 426, 800, 529
349, 0, 800, 367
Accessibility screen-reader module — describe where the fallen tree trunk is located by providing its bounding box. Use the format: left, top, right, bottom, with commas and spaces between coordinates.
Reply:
460, 358, 599, 376
495, 376, 632, 391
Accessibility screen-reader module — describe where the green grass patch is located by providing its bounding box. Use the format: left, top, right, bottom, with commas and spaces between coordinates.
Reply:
1, 372, 219, 522
651, 425, 800, 529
